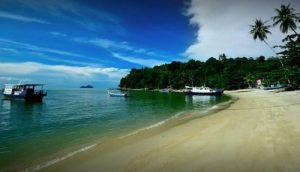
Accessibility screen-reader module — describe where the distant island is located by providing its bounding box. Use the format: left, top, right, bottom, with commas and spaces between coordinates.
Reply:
80, 85, 94, 88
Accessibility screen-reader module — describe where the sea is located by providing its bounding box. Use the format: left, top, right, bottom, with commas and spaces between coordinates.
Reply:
0, 89, 230, 171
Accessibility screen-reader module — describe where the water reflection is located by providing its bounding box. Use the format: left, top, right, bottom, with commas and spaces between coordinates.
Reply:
185, 95, 219, 109
0, 98, 44, 131
1, 99, 12, 111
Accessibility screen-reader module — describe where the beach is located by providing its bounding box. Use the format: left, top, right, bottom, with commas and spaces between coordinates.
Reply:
39, 89, 300, 172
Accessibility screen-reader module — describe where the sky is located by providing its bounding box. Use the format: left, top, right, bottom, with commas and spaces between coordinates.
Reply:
0, 0, 299, 88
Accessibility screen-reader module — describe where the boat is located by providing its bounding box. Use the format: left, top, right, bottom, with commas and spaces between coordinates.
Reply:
262, 83, 285, 92
184, 86, 223, 96
2, 83, 47, 102
159, 88, 171, 93
108, 90, 128, 97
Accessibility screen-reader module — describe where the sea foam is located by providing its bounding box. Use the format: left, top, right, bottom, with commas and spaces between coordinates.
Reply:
22, 144, 96, 172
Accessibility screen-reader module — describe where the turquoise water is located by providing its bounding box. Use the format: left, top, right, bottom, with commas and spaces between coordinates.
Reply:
0, 89, 229, 171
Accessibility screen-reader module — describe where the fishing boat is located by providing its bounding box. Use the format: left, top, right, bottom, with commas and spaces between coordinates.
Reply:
2, 83, 47, 102
108, 90, 128, 97
184, 86, 223, 96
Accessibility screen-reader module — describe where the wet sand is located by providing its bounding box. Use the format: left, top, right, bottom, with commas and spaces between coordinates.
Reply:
40, 89, 300, 172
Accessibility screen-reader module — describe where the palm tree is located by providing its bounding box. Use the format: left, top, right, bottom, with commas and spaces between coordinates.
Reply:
250, 19, 277, 54
272, 4, 299, 34
250, 19, 290, 84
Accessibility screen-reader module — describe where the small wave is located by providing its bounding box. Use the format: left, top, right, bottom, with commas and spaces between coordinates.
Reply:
118, 111, 187, 139
118, 104, 226, 140
22, 144, 96, 172
118, 120, 167, 139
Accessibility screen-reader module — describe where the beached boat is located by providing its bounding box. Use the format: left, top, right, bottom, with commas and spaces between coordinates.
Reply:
262, 83, 285, 92
184, 86, 223, 96
2, 83, 47, 102
108, 90, 128, 97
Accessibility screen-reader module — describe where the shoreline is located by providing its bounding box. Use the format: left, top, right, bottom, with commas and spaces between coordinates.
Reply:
31, 90, 300, 171
19, 93, 233, 172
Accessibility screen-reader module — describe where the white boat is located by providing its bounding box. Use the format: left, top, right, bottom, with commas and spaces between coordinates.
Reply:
184, 86, 223, 96
2, 83, 47, 102
159, 88, 171, 93
108, 90, 128, 97
261, 83, 285, 92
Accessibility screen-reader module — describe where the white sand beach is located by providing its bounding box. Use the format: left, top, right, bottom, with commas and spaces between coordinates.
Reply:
40, 89, 300, 172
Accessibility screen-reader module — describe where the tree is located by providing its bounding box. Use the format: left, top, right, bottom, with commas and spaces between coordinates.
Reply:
272, 4, 299, 34
250, 19, 275, 53
243, 73, 255, 88
258, 56, 265, 63
219, 53, 227, 61
250, 19, 289, 84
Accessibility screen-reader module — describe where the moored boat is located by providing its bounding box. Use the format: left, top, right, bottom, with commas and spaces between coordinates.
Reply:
159, 88, 171, 93
2, 83, 47, 102
184, 86, 223, 96
108, 90, 128, 97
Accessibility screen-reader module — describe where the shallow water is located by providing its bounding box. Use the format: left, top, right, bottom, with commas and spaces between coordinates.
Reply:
0, 89, 229, 171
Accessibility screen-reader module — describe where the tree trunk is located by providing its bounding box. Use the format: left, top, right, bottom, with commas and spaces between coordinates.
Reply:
291, 27, 298, 35
263, 40, 291, 84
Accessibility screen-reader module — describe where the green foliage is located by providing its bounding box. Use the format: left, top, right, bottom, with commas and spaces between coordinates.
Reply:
250, 3, 300, 88
277, 34, 300, 86
250, 19, 271, 41
119, 57, 286, 90
272, 4, 299, 34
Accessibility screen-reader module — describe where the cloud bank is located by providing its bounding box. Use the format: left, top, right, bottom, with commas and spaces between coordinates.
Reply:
0, 62, 129, 88
185, 0, 300, 61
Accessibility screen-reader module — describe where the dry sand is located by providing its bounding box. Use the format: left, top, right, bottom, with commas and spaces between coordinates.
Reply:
40, 89, 300, 172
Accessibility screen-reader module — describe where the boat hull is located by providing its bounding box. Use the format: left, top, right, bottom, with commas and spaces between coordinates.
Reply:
3, 93, 46, 102
3, 94, 25, 100
109, 93, 128, 97
185, 89, 224, 96
262, 86, 285, 90
109, 94, 127, 97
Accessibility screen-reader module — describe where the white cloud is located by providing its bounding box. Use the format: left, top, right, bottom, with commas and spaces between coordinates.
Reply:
111, 52, 166, 67
185, 0, 300, 61
73, 37, 164, 66
0, 11, 49, 24
0, 62, 129, 88
0, 47, 20, 54
0, 38, 86, 58
11, 0, 122, 33
91, 38, 133, 50
49, 31, 67, 37
0, 38, 107, 66
0, 62, 128, 79
73, 37, 134, 51
73, 37, 161, 57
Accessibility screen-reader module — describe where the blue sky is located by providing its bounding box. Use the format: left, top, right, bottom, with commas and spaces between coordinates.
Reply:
0, 0, 299, 88
0, 0, 195, 88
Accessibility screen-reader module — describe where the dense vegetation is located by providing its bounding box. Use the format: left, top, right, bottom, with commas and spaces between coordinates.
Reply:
119, 4, 299, 90
119, 56, 298, 90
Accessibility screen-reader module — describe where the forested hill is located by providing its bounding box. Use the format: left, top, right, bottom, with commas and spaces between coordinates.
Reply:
119, 56, 299, 90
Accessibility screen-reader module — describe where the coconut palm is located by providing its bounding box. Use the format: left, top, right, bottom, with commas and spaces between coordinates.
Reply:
250, 19, 276, 54
250, 19, 290, 84
272, 4, 299, 34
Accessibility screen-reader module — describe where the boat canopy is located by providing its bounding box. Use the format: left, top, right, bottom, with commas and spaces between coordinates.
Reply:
4, 84, 45, 89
